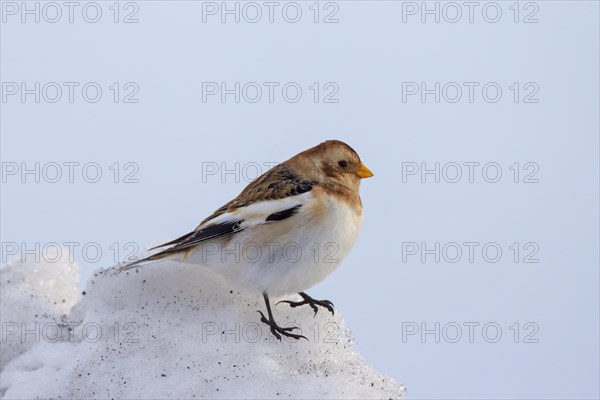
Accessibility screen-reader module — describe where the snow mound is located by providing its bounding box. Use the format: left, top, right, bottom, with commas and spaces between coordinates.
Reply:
1, 256, 404, 399
0, 249, 79, 371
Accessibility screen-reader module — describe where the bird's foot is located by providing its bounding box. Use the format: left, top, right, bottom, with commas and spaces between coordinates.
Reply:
257, 311, 307, 341
278, 292, 335, 317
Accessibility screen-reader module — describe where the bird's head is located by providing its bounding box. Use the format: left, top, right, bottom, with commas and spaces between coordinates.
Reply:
293, 140, 373, 190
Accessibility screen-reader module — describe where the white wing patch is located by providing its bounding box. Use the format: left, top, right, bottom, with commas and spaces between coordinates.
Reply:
198, 192, 314, 232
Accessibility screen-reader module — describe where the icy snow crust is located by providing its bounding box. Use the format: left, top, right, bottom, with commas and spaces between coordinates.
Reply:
0, 254, 404, 399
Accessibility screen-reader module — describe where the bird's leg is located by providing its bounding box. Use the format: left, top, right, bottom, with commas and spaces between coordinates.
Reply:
277, 292, 335, 317
257, 292, 307, 341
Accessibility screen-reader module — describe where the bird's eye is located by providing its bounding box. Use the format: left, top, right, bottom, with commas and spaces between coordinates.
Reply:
338, 160, 348, 168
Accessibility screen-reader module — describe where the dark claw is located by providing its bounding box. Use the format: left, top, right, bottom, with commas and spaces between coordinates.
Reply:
278, 292, 335, 317
257, 299, 307, 341
257, 310, 269, 324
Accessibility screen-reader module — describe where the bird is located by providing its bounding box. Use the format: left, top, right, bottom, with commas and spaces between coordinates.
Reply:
120, 140, 373, 340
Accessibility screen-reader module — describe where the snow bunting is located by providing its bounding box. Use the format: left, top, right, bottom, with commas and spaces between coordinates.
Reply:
122, 140, 373, 340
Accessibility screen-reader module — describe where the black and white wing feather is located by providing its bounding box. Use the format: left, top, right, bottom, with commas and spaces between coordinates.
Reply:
120, 165, 315, 270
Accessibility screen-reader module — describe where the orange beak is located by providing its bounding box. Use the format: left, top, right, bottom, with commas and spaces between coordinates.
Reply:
356, 163, 374, 179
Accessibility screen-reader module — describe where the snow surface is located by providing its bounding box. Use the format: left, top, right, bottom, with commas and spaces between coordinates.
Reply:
0, 253, 405, 399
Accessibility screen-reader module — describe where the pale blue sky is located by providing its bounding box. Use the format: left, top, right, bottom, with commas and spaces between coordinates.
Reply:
1, 2, 599, 398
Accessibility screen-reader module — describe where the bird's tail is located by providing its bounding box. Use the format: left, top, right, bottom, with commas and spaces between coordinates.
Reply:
118, 246, 187, 272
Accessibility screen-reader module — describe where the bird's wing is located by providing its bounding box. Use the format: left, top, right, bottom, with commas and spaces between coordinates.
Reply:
120, 164, 315, 269
198, 163, 315, 225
